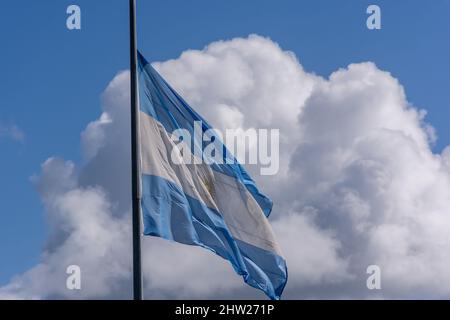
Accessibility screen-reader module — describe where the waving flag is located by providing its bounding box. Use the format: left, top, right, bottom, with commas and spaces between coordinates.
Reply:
137, 51, 287, 299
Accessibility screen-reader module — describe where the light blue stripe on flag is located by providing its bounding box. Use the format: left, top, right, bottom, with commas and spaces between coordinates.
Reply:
137, 51, 287, 299
138, 52, 273, 217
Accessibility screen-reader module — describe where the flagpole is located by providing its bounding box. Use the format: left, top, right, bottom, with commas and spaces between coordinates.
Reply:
129, 0, 143, 301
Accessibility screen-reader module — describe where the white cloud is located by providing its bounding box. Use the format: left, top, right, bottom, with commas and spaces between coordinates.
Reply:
0, 123, 25, 142
2, 34, 450, 299
1, 158, 132, 299
287, 61, 450, 297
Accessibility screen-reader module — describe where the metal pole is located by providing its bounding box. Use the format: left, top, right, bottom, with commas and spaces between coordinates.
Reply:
129, 0, 143, 301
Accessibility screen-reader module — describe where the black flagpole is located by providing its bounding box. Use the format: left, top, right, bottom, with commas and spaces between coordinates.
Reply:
129, 0, 143, 300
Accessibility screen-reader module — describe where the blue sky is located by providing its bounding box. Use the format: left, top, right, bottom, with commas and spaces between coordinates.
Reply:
1, 0, 449, 286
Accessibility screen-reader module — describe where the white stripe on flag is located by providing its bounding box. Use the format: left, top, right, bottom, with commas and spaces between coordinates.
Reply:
139, 111, 283, 255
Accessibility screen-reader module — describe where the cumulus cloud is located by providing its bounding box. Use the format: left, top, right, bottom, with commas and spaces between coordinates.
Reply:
2, 34, 450, 299
1, 157, 132, 299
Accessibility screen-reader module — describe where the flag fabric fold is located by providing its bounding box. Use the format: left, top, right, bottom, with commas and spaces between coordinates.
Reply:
137, 51, 287, 299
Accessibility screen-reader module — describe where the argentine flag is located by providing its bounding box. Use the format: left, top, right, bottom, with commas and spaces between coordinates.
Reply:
137, 51, 287, 299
